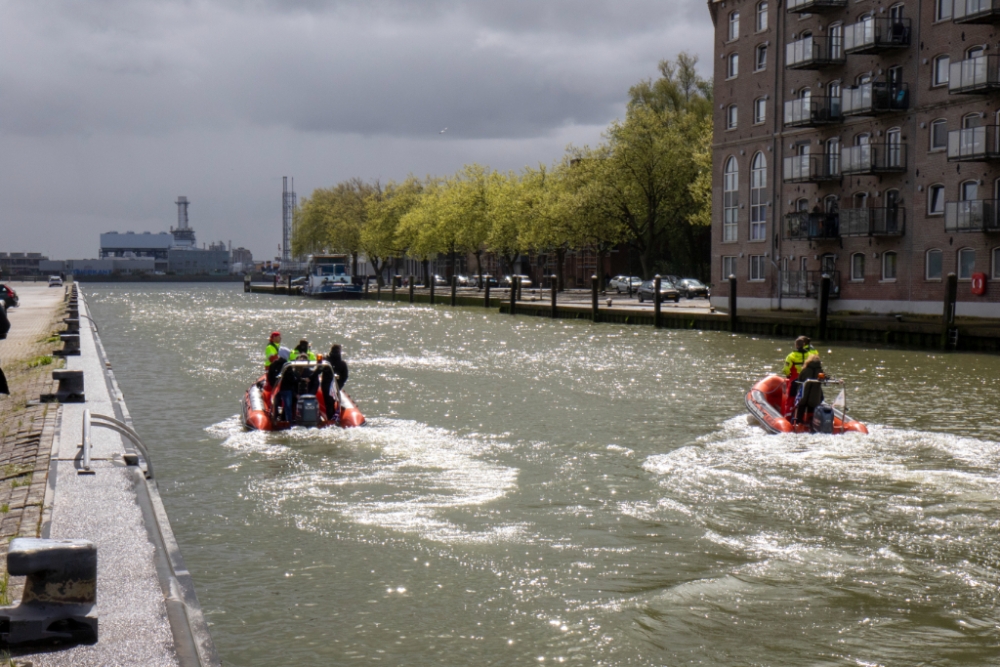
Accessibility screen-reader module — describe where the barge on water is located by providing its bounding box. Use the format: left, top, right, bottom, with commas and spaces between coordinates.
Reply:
301, 254, 363, 299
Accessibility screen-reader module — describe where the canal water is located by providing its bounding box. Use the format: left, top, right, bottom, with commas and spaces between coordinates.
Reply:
86, 284, 1000, 666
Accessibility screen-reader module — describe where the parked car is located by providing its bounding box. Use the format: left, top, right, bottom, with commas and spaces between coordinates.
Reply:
676, 278, 710, 299
637, 279, 680, 303
500, 275, 533, 288
48, 275, 63, 287
609, 275, 642, 293
483, 276, 500, 287
0, 284, 18, 308
432, 274, 449, 286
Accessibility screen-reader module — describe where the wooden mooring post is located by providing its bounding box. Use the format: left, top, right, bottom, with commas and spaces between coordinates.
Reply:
484, 276, 491, 308
942, 272, 958, 350
728, 275, 737, 332
653, 275, 662, 329
550, 274, 557, 318
818, 274, 831, 340
509, 276, 518, 316
430, 276, 435, 305
408, 275, 414, 303
591, 275, 599, 322
451, 275, 457, 307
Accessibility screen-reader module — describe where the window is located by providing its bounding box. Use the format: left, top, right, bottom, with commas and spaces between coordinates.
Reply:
958, 248, 975, 279
723, 157, 738, 242
933, 55, 950, 86
964, 113, 983, 129
936, 0, 953, 21
754, 97, 767, 124
889, 3, 905, 21
928, 184, 945, 215
882, 251, 898, 281
729, 11, 740, 41
727, 104, 738, 129
829, 24, 843, 60
756, 2, 768, 31
993, 247, 1000, 280
888, 65, 903, 87
755, 44, 767, 71
749, 255, 766, 281
961, 180, 978, 201
930, 119, 948, 150
968, 46, 985, 59
722, 256, 737, 280
728, 53, 739, 78
750, 153, 767, 241
826, 137, 840, 176
851, 253, 865, 281
926, 249, 943, 280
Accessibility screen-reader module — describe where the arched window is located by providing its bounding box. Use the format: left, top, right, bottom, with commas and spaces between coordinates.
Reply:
958, 247, 976, 279
729, 11, 740, 41
882, 251, 898, 281
824, 194, 839, 213
963, 112, 984, 129
851, 252, 866, 281
723, 157, 739, 242
967, 45, 986, 59
889, 3, 905, 21
750, 153, 767, 241
926, 249, 943, 280
756, 2, 768, 31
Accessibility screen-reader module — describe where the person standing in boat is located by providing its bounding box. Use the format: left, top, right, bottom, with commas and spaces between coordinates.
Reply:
264, 331, 282, 369
319, 344, 349, 419
268, 346, 297, 422
782, 336, 818, 379
794, 355, 824, 423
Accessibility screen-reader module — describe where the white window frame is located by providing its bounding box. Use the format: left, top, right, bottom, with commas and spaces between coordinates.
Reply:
755, 44, 767, 71
723, 157, 739, 243
850, 253, 865, 282
958, 247, 976, 280
928, 184, 945, 215
728, 53, 739, 79
749, 255, 766, 282
926, 249, 943, 281
882, 251, 898, 282
722, 256, 737, 280
933, 55, 950, 87
750, 153, 767, 241
727, 104, 738, 129
753, 97, 766, 125
936, 0, 953, 21
729, 11, 740, 41
930, 119, 948, 151
756, 2, 768, 32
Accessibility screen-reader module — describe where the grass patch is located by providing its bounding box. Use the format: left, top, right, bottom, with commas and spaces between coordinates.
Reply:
1, 505, 9, 514
10, 475, 32, 489
0, 571, 11, 606
26, 355, 52, 368
43, 333, 60, 344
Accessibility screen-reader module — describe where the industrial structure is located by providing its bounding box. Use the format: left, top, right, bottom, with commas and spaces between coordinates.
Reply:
282, 177, 296, 266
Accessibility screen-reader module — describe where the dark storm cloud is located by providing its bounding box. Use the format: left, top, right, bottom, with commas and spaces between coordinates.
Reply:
0, 0, 714, 260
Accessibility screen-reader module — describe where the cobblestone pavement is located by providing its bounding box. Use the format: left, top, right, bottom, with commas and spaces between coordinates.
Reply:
0, 284, 68, 603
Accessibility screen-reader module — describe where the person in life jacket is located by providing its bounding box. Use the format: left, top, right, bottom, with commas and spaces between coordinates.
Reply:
264, 331, 282, 369
290, 339, 319, 395
782, 336, 818, 380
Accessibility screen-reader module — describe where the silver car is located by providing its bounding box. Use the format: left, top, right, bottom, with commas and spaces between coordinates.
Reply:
609, 275, 642, 293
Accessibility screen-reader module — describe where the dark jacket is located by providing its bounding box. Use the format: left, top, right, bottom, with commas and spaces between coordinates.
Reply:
328, 347, 348, 388
0, 302, 9, 340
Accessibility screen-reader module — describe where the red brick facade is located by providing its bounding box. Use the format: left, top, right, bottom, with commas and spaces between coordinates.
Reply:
709, 0, 1000, 316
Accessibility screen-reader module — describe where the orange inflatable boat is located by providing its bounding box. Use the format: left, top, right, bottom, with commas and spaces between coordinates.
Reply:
241, 360, 365, 431
745, 374, 867, 435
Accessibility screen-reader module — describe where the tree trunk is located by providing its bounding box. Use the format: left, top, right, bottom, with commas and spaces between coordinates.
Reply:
475, 251, 484, 289
422, 259, 429, 286
352, 253, 359, 278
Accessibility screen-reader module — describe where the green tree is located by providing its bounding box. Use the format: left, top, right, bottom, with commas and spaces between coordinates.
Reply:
292, 178, 376, 275
362, 178, 423, 286
628, 52, 713, 119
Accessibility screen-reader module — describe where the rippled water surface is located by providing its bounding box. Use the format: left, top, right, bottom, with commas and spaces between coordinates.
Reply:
86, 284, 1000, 666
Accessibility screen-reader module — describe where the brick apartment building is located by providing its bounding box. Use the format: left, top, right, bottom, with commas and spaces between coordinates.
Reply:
709, 0, 1000, 317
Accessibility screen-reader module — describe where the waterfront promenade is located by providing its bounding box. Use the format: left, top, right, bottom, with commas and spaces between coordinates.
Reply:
0, 283, 218, 665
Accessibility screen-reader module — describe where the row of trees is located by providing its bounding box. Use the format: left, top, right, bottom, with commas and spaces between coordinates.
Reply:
292, 54, 714, 286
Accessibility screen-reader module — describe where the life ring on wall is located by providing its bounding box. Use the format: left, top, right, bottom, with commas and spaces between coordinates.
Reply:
971, 272, 987, 296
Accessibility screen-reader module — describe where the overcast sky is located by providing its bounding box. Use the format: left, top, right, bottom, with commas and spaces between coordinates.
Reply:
1, 0, 713, 262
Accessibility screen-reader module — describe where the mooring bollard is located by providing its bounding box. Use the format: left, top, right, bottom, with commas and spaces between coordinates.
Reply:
391, 275, 398, 302
287, 274, 292, 294
408, 275, 415, 303
818, 274, 831, 340
41, 370, 85, 403
591, 274, 599, 322
451, 275, 458, 306
728, 274, 738, 332
54, 333, 80, 357
243, 274, 251, 293
550, 274, 558, 318
273, 274, 278, 292
942, 272, 958, 350
430, 276, 435, 305
509, 276, 518, 316
484, 276, 491, 308
653, 275, 662, 329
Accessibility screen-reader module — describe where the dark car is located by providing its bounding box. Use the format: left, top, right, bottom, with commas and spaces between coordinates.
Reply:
637, 280, 679, 303
0, 284, 18, 308
676, 278, 710, 299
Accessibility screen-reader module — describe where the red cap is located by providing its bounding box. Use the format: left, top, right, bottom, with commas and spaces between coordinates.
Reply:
269, 331, 281, 340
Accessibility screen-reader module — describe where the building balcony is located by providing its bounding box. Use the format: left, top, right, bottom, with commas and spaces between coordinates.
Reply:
944, 200, 1000, 232
787, 0, 847, 13
841, 82, 909, 116
843, 18, 911, 54
784, 97, 842, 128
786, 36, 845, 69
949, 56, 1000, 94
954, 0, 1000, 24
780, 270, 841, 299
839, 207, 906, 237
783, 155, 841, 183
840, 143, 907, 174
784, 211, 841, 240
947, 126, 1000, 161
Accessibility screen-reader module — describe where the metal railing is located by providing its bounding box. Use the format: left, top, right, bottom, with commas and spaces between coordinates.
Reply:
949, 55, 1000, 93
787, 0, 847, 12
786, 36, 845, 69
944, 200, 1000, 232
80, 410, 154, 478
784, 211, 841, 240
954, 0, 1000, 23
780, 270, 841, 299
783, 154, 841, 183
839, 207, 906, 236
842, 82, 910, 116
947, 125, 1000, 161
843, 18, 912, 54
840, 143, 907, 174
784, 96, 842, 127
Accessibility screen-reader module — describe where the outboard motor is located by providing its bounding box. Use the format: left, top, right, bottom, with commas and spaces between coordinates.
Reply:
296, 395, 320, 427
811, 405, 835, 434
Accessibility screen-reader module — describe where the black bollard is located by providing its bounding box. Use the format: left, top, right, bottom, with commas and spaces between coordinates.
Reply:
451, 275, 458, 306
408, 275, 415, 303
364, 276, 369, 296
728, 274, 737, 332
550, 274, 558, 318
273, 274, 278, 293
484, 276, 491, 308
509, 276, 518, 316
591, 274, 599, 322
653, 275, 662, 329
818, 274, 831, 340
377, 279, 382, 301
287, 274, 292, 294
942, 272, 958, 350
430, 276, 435, 305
